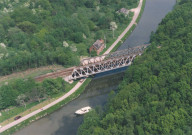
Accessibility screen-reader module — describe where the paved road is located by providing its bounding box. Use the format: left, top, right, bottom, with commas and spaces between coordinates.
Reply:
0, 81, 84, 133
0, 0, 143, 133
104, 0, 143, 54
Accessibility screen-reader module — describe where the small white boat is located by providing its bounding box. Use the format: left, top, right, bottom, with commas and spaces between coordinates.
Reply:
75, 106, 92, 115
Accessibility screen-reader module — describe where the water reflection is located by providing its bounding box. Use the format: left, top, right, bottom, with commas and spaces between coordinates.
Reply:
118, 0, 176, 50
14, 72, 124, 135
14, 0, 176, 134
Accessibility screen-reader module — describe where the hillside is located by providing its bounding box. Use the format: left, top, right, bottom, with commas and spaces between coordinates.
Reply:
0, 0, 137, 76
78, 0, 192, 134
0, 0, 139, 129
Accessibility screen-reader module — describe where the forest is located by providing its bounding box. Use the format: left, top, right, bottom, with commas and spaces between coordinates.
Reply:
0, 0, 137, 76
0, 78, 65, 110
78, 0, 192, 134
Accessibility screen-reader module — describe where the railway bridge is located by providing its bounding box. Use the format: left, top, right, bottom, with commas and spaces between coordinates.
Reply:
69, 44, 148, 80
35, 44, 149, 82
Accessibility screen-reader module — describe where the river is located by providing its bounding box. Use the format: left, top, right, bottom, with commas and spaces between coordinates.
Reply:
14, 0, 176, 134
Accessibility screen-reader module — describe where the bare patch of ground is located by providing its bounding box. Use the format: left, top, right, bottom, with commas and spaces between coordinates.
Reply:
0, 65, 64, 85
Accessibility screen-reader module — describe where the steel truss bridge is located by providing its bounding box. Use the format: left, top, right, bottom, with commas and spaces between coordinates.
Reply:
35, 44, 149, 82
69, 44, 149, 80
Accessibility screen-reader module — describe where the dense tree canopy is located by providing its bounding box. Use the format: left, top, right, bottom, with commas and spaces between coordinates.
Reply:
0, 78, 65, 110
78, 1, 192, 134
0, 0, 137, 75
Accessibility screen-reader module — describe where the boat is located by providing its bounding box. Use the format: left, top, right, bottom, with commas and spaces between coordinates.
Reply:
75, 106, 92, 115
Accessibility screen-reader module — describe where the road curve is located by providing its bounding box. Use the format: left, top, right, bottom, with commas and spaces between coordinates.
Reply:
0, 0, 143, 133
0, 81, 83, 133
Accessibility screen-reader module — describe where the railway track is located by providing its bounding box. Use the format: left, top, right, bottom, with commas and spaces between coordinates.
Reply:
34, 67, 75, 82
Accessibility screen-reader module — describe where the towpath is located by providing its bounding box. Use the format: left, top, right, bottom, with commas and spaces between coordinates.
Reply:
0, 0, 143, 133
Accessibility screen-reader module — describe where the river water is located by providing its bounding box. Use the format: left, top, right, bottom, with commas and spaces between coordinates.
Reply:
14, 0, 176, 135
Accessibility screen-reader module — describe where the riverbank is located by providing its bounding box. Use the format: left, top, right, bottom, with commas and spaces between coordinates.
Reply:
104, 0, 144, 54
111, 0, 146, 52
1, 78, 92, 135
0, 0, 145, 134
78, 0, 188, 133
14, 0, 177, 134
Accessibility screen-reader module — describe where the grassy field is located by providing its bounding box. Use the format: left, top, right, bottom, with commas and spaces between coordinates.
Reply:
0, 0, 146, 134
0, 13, 135, 128
0, 80, 78, 126
0, 65, 65, 86
1, 78, 91, 135
111, 0, 146, 52
102, 12, 134, 53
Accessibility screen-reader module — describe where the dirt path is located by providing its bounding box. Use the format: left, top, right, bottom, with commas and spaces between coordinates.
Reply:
0, 0, 143, 133
0, 65, 64, 84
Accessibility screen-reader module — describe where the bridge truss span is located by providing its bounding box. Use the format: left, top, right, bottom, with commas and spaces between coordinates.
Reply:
80, 44, 148, 66
70, 55, 135, 80
70, 44, 149, 80
34, 44, 149, 82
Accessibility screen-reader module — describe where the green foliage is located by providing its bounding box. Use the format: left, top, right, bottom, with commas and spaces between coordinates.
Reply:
42, 78, 65, 95
0, 78, 66, 110
71, 32, 84, 43
0, 0, 137, 75
7, 27, 27, 48
0, 78, 91, 135
11, 7, 38, 23
90, 50, 97, 57
17, 21, 37, 34
78, 1, 192, 134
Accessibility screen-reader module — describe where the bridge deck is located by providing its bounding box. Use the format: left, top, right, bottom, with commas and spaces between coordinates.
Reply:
80, 44, 148, 65
70, 44, 149, 80
34, 44, 149, 82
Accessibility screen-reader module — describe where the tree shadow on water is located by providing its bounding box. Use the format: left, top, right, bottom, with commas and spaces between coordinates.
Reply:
53, 115, 84, 135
